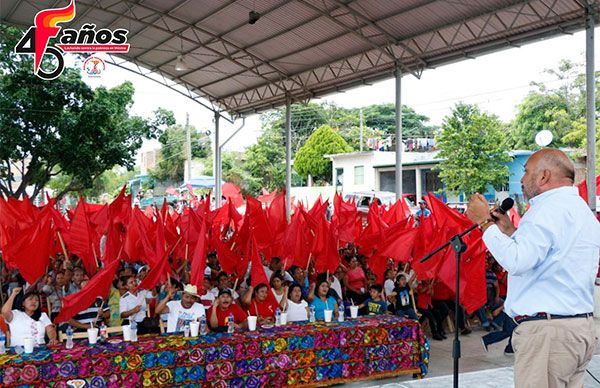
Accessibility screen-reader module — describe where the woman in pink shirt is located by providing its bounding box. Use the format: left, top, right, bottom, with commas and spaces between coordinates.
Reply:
343, 256, 367, 305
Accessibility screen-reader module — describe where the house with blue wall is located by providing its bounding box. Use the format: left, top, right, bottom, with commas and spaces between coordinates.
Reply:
327, 149, 533, 204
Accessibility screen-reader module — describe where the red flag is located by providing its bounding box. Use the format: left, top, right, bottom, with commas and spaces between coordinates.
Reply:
281, 212, 312, 269
137, 220, 170, 291
54, 260, 120, 324
3, 215, 53, 284
246, 196, 272, 250
332, 193, 358, 245
189, 217, 208, 291
65, 198, 99, 276
377, 221, 418, 263
311, 215, 340, 274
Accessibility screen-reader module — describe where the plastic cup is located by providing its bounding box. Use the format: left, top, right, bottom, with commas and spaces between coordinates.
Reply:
190, 321, 200, 337
350, 305, 359, 318
247, 316, 257, 331
324, 309, 333, 322
122, 325, 131, 341
23, 337, 34, 354
87, 328, 98, 345
280, 312, 287, 325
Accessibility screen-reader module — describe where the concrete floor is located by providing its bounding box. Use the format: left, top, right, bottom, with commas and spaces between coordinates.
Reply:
342, 324, 600, 388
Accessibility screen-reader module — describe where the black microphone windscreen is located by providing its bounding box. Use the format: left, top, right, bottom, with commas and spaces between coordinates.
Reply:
497, 198, 514, 214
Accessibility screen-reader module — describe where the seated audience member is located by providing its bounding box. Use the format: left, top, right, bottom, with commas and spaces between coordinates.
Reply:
390, 274, 418, 320
119, 276, 152, 332
384, 268, 397, 301
199, 275, 215, 309
1, 287, 58, 346
288, 265, 309, 298
358, 284, 387, 315
416, 280, 447, 341
69, 280, 110, 332
281, 284, 309, 322
209, 272, 239, 301
309, 279, 339, 321
270, 273, 286, 304
41, 272, 66, 321
208, 289, 248, 332
264, 257, 294, 282
155, 284, 205, 333
343, 256, 367, 305
242, 283, 279, 325
481, 305, 515, 356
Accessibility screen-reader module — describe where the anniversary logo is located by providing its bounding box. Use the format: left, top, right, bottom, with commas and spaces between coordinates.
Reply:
14, 0, 129, 80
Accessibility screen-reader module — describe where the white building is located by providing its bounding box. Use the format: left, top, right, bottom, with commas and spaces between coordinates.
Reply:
326, 151, 443, 203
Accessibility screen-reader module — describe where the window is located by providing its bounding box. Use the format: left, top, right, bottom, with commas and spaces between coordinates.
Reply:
335, 168, 344, 191
354, 166, 364, 185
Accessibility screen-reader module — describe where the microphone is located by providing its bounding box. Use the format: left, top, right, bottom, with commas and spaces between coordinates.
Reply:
491, 197, 514, 219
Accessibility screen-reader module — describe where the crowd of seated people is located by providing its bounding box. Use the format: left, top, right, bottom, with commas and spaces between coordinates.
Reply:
0, 244, 510, 351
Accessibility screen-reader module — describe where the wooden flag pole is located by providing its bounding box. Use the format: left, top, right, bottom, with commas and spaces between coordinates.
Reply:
56, 231, 69, 260
168, 236, 183, 256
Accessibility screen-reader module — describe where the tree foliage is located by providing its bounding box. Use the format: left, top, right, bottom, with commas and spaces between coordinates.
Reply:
435, 103, 511, 195
0, 25, 174, 199
244, 126, 287, 193
150, 122, 211, 182
511, 59, 600, 150
294, 125, 352, 183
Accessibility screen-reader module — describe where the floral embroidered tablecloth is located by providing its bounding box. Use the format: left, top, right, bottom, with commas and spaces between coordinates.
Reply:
0, 315, 429, 387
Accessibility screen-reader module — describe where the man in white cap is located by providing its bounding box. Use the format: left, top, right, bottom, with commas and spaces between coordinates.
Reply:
155, 284, 205, 333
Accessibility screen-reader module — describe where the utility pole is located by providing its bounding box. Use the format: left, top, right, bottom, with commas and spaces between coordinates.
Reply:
185, 112, 191, 183
359, 108, 364, 152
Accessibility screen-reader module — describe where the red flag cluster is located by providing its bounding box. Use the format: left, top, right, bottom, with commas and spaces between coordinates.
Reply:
0, 188, 507, 319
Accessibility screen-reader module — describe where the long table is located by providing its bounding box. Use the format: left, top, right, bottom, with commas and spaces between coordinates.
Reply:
0, 315, 429, 387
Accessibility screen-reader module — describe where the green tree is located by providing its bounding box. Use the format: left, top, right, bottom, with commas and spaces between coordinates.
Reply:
150, 123, 211, 182
435, 103, 511, 195
511, 59, 600, 149
0, 25, 174, 199
360, 104, 435, 138
244, 126, 287, 193
294, 125, 352, 183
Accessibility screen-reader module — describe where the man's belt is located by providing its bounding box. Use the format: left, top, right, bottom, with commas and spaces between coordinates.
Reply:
513, 312, 593, 324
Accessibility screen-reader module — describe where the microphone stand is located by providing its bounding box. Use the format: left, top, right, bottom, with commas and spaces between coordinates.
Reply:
419, 223, 477, 388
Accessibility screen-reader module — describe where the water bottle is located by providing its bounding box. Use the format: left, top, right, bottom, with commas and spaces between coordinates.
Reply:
184, 321, 190, 337
338, 302, 345, 322
99, 322, 107, 342
200, 316, 208, 336
0, 330, 6, 354
275, 308, 281, 326
130, 320, 138, 342
227, 313, 234, 334
309, 306, 316, 323
65, 325, 74, 349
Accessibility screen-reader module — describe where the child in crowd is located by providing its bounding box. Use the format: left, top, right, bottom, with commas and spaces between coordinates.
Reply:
358, 284, 387, 315
389, 274, 418, 320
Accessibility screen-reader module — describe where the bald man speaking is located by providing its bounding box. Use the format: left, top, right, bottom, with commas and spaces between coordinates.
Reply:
467, 148, 600, 388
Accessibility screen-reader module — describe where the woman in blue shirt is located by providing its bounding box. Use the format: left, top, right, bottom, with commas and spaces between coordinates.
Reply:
309, 279, 339, 321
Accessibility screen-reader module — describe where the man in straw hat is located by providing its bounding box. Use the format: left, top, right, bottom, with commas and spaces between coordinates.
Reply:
155, 284, 205, 333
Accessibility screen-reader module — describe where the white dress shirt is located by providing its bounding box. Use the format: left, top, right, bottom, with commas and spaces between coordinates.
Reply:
483, 186, 600, 317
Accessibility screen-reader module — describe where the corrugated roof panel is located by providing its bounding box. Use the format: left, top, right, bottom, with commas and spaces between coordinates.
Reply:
0, 0, 594, 114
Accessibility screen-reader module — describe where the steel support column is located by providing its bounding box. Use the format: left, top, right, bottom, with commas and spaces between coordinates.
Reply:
586, 4, 596, 212
285, 98, 292, 222
395, 67, 403, 200
214, 111, 222, 209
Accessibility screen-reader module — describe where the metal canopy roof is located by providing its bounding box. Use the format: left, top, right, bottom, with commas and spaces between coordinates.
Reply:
1, 0, 598, 117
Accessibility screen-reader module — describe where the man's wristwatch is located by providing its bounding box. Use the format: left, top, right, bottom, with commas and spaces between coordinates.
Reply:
478, 219, 493, 230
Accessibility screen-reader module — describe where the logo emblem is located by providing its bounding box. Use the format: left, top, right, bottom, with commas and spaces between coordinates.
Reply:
15, 0, 129, 80
83, 56, 105, 77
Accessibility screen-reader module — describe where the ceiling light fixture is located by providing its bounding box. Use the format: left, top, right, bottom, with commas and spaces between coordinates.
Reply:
175, 55, 189, 71
248, 10, 260, 24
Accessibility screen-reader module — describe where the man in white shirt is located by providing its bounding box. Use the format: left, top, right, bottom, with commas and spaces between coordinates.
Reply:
467, 148, 600, 388
155, 284, 205, 333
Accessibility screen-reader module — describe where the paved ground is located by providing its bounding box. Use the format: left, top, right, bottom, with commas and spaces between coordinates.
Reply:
343, 323, 600, 388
